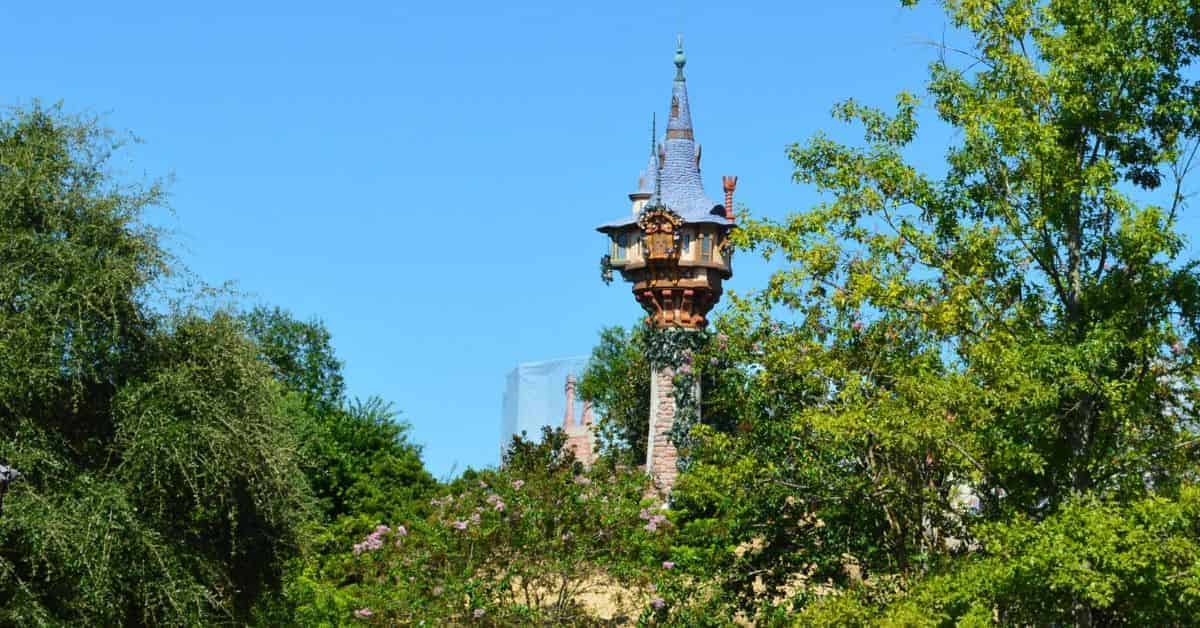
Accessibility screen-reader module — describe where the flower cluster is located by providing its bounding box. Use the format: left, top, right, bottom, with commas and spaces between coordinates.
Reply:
353, 524, 392, 555
640, 508, 668, 532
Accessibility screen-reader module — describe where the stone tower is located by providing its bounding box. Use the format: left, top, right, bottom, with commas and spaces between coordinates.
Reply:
597, 38, 736, 492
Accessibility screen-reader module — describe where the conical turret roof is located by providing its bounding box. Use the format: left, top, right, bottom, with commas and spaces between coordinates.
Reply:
600, 38, 730, 232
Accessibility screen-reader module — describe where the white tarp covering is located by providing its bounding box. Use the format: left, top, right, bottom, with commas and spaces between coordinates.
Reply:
500, 356, 588, 457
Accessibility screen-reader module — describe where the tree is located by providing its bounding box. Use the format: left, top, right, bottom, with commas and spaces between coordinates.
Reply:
241, 307, 436, 525
667, 0, 1200, 622
579, 325, 651, 464
243, 306, 345, 410
0, 103, 312, 624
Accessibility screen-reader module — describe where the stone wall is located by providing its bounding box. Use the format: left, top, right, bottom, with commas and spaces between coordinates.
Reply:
646, 365, 680, 492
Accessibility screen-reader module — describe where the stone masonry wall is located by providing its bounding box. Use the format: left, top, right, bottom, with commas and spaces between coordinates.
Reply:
647, 365, 680, 492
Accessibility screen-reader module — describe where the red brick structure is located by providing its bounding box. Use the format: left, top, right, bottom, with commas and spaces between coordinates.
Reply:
562, 375, 595, 465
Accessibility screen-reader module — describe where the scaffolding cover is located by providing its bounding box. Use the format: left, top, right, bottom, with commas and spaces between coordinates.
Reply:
500, 356, 589, 458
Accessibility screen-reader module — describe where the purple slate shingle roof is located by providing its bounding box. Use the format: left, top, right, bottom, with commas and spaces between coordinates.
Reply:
599, 41, 731, 232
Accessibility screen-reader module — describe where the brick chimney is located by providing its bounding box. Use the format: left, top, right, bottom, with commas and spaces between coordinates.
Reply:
722, 175, 738, 221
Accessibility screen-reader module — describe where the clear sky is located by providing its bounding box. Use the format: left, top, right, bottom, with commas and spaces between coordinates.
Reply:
9, 1, 1186, 477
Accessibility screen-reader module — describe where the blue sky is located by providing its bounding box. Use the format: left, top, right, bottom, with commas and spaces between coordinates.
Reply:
8, 1, 1168, 477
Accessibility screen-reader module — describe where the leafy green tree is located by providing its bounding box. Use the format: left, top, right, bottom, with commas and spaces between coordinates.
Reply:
244, 305, 345, 410
667, 0, 1200, 622
241, 307, 436, 525
579, 325, 652, 464
0, 103, 312, 625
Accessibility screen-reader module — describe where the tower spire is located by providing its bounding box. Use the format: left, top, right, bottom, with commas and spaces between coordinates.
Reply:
652, 112, 662, 204
667, 36, 694, 142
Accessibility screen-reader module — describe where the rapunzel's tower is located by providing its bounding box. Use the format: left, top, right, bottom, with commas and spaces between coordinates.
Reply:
597, 38, 735, 492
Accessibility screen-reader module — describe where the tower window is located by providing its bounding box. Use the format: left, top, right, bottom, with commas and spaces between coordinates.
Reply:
681, 233, 692, 257
701, 233, 713, 261
613, 233, 628, 261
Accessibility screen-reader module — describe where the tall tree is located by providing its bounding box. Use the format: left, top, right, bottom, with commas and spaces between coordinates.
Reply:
0, 104, 311, 625
669, 0, 1200, 623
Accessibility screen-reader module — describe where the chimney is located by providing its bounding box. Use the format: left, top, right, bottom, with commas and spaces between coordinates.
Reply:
563, 374, 577, 428
722, 175, 738, 221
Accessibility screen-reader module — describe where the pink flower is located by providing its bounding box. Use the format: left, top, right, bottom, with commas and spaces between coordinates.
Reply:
353, 527, 387, 554
354, 608, 374, 619
512, 479, 525, 489
396, 525, 408, 537
639, 508, 652, 520
451, 520, 468, 530
1172, 341, 1187, 356
662, 561, 675, 569
494, 500, 506, 512
473, 608, 486, 619
470, 512, 481, 525
852, 320, 864, 332
574, 476, 592, 486
650, 597, 666, 610
644, 514, 667, 532
486, 493, 501, 504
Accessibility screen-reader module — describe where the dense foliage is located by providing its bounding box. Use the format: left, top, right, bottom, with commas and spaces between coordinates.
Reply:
7, 0, 1200, 625
656, 0, 1200, 623
0, 105, 436, 625
578, 326, 651, 464
0, 105, 312, 624
290, 429, 676, 625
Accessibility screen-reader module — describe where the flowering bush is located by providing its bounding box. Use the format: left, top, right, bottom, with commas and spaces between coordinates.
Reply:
311, 428, 675, 624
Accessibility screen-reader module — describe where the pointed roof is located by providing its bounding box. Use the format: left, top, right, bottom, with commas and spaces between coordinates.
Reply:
634, 115, 659, 197
658, 35, 721, 221
600, 37, 730, 232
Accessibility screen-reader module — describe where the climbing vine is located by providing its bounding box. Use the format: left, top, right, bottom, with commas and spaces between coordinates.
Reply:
643, 325, 710, 471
